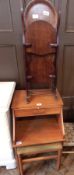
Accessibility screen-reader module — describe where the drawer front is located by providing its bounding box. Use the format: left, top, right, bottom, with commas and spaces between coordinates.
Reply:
14, 107, 61, 117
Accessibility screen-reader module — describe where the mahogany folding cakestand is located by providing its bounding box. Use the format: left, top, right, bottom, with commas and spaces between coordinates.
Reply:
22, 0, 59, 102
11, 2, 65, 175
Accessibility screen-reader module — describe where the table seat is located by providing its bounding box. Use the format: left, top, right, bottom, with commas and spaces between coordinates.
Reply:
16, 142, 62, 155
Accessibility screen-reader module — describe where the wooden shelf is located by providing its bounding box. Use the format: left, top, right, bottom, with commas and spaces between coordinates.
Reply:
12, 90, 63, 110
15, 116, 64, 147
11, 90, 63, 118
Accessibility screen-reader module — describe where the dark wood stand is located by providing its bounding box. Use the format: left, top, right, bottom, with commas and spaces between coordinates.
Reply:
22, 0, 59, 102
11, 90, 64, 175
11, 1, 63, 174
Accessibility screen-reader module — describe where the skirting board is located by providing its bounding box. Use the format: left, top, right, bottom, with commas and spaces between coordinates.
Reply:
0, 158, 16, 169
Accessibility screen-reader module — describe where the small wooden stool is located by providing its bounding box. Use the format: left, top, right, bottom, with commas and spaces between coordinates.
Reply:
63, 123, 74, 153
15, 142, 62, 175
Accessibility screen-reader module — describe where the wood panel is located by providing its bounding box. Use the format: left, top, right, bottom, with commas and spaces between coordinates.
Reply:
15, 117, 64, 146
0, 46, 19, 83
0, 0, 13, 31
0, 0, 25, 88
65, 0, 74, 32
57, 0, 74, 120
62, 46, 74, 97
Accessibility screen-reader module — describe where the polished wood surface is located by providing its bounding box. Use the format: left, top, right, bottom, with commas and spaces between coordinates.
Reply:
24, 0, 58, 55
15, 117, 64, 147
22, 0, 59, 94
12, 90, 63, 116
25, 55, 55, 89
11, 90, 64, 144
12, 90, 63, 110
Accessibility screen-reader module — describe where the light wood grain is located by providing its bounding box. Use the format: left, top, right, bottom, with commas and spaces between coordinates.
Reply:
15, 117, 64, 147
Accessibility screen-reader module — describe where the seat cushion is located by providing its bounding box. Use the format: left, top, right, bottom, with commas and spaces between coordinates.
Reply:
16, 142, 62, 155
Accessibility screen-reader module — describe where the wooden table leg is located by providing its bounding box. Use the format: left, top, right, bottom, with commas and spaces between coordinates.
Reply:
56, 149, 62, 170
12, 110, 16, 144
17, 154, 23, 175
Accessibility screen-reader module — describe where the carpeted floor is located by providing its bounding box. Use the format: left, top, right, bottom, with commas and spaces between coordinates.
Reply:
0, 154, 74, 175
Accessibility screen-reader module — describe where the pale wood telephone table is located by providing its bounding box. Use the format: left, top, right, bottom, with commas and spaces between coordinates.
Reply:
11, 90, 65, 175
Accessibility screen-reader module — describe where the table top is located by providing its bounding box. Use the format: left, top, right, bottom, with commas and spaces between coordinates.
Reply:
14, 117, 64, 147
0, 82, 16, 112
11, 89, 63, 110
12, 90, 64, 147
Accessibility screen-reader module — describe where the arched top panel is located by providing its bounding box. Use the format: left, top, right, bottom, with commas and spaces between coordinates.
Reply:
24, 0, 58, 29
23, 0, 59, 55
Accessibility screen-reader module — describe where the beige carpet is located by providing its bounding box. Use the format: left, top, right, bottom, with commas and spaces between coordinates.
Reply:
0, 155, 74, 175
